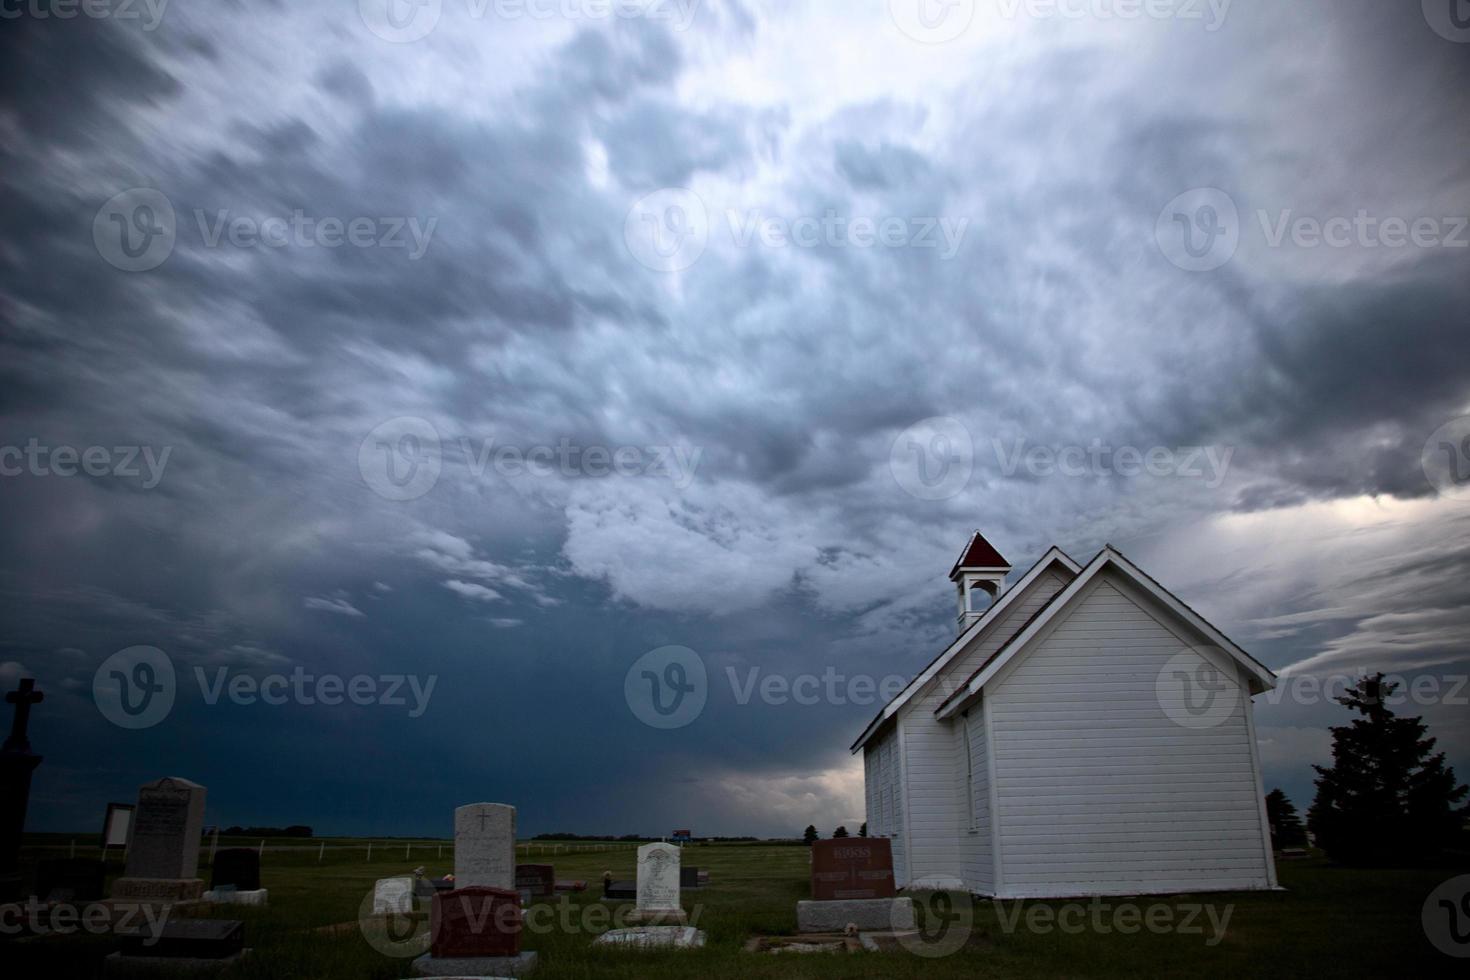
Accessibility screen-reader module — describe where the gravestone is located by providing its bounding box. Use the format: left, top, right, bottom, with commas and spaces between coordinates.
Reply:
602, 871, 635, 900
797, 838, 912, 934
0, 678, 44, 902
810, 838, 896, 900
628, 842, 685, 925
204, 846, 268, 906
412, 803, 537, 977
107, 918, 249, 976
680, 866, 702, 890
34, 858, 105, 903
515, 864, 554, 899
210, 848, 260, 891
110, 777, 207, 902
374, 876, 416, 915
454, 803, 515, 890
117, 919, 245, 958
430, 887, 521, 958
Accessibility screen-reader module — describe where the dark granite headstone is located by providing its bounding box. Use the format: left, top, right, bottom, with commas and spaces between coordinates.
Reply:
210, 848, 261, 892
415, 875, 455, 899
602, 872, 635, 900
515, 863, 554, 898
680, 866, 702, 889
810, 838, 896, 901
430, 887, 522, 959
118, 919, 245, 959
33, 858, 105, 903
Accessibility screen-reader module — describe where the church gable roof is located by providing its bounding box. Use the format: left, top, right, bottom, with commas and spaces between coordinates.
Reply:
933, 545, 1277, 721
850, 546, 1081, 753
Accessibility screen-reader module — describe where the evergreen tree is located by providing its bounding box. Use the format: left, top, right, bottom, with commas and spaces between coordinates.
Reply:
833, 826, 849, 839
803, 824, 819, 846
1265, 789, 1307, 849
1307, 674, 1469, 865
858, 822, 868, 837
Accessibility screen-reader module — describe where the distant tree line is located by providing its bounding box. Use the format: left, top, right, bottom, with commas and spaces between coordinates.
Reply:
222, 825, 312, 838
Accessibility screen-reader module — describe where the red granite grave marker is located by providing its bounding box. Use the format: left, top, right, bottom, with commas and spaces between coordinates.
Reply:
429, 886, 522, 959
810, 838, 896, 901
515, 863, 554, 898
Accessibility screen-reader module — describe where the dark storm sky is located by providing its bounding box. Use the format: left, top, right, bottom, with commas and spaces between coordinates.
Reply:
1, 0, 1467, 837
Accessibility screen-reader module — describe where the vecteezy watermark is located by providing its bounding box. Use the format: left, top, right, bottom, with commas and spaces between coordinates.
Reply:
993, 438, 1233, 488
1263, 671, 1469, 710
1256, 210, 1469, 251
888, 0, 976, 44
93, 189, 438, 272
626, 647, 913, 730
0, 440, 172, 488
358, 416, 703, 502
889, 417, 1235, 500
1423, 875, 1470, 958
1423, 416, 1470, 499
1157, 188, 1468, 272
1423, 0, 1470, 44
899, 889, 975, 957
993, 897, 1233, 946
194, 666, 437, 718
0, 0, 170, 31
624, 189, 970, 273
0, 898, 170, 943
1156, 647, 1240, 730
994, 0, 1231, 30
1156, 188, 1240, 272
726, 667, 909, 708
93, 647, 437, 729
358, 884, 705, 959
625, 646, 707, 730
358, 0, 701, 44
889, 417, 976, 501
93, 646, 177, 730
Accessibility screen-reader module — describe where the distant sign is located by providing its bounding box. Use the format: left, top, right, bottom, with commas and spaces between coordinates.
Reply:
671, 829, 692, 843
102, 803, 135, 848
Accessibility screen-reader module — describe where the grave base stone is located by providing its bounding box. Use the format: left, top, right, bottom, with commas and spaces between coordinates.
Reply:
625, 907, 689, 926
594, 925, 705, 949
202, 886, 269, 906
108, 878, 206, 902
104, 950, 252, 977
797, 896, 915, 934
410, 951, 538, 977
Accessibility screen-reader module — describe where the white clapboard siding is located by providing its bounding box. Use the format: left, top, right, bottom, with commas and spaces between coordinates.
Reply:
896, 569, 1072, 888
986, 571, 1273, 897
957, 704, 994, 892
863, 727, 906, 881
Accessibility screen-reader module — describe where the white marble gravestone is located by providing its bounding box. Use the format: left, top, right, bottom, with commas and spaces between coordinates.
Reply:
628, 842, 684, 924
373, 876, 415, 915
110, 777, 207, 902
453, 803, 515, 891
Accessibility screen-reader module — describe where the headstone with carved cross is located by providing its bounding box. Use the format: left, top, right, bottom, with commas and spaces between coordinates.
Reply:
0, 678, 44, 901
413, 803, 539, 976
453, 803, 515, 891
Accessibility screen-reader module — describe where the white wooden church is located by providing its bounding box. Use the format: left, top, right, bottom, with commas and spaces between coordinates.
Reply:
853, 532, 1279, 897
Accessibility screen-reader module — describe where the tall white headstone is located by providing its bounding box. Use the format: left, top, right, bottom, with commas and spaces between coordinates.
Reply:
454, 803, 515, 891
110, 776, 207, 901
632, 842, 683, 922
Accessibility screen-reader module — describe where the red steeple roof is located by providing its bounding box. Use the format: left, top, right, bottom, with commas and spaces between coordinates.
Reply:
949, 531, 1011, 580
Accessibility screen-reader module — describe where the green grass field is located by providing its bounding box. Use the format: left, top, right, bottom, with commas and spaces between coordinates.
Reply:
6, 840, 1466, 978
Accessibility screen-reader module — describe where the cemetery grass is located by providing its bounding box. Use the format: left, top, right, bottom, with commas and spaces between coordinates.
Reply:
16, 841, 1464, 978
